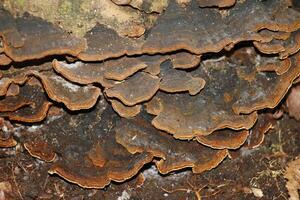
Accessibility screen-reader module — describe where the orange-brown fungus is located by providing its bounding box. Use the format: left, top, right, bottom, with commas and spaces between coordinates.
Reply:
22, 101, 153, 189
255, 30, 300, 59
110, 99, 141, 118
0, 63, 52, 96
150, 92, 258, 139
160, 61, 206, 95
245, 113, 276, 149
258, 30, 291, 41
24, 140, 56, 162
32, 70, 101, 111
112, 0, 168, 13
170, 52, 201, 69
0, 0, 299, 192
196, 129, 249, 150
143, 0, 300, 56
6, 83, 20, 96
256, 57, 291, 75
105, 72, 160, 106
78, 24, 144, 61
1, 10, 86, 62
79, 0, 300, 62
197, 0, 235, 8
0, 82, 51, 123
103, 57, 147, 81
54, 57, 148, 84
52, 59, 115, 88
115, 116, 228, 174
141, 55, 167, 75
0, 53, 11, 66
232, 52, 300, 114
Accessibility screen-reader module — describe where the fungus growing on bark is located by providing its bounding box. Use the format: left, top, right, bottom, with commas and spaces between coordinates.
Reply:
0, 9, 86, 62
115, 116, 228, 174
52, 60, 115, 88
0, 53, 11, 66
111, 0, 169, 13
150, 92, 258, 139
78, 0, 300, 62
243, 113, 276, 149
256, 57, 291, 75
6, 83, 20, 96
24, 140, 56, 162
197, 0, 235, 8
196, 129, 248, 150
232, 52, 300, 114
0, 0, 300, 194
105, 72, 160, 106
53, 57, 148, 83
142, 0, 300, 55
31, 70, 102, 111
110, 99, 141, 118
159, 60, 206, 95
22, 101, 153, 189
0, 63, 52, 96
0, 82, 52, 123
255, 30, 300, 59
170, 52, 201, 69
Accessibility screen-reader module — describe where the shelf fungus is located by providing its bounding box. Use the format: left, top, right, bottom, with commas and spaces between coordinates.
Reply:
31, 70, 102, 111
232, 52, 300, 114
52, 60, 115, 88
255, 30, 300, 59
0, 82, 52, 123
115, 116, 228, 174
23, 102, 153, 188
105, 72, 160, 106
0, 9, 86, 62
170, 52, 201, 69
111, 0, 169, 13
0, 53, 11, 66
0, 63, 52, 96
24, 140, 57, 162
197, 0, 236, 8
110, 99, 141, 118
159, 61, 206, 95
256, 57, 292, 76
0, 0, 300, 192
77, 0, 300, 62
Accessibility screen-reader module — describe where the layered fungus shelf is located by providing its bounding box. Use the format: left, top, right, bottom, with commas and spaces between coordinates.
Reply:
0, 0, 300, 199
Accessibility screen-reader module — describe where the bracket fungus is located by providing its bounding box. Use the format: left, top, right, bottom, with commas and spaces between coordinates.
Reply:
255, 30, 300, 59
105, 72, 160, 106
110, 99, 142, 118
0, 9, 86, 62
24, 140, 57, 162
111, 0, 169, 13
23, 102, 153, 189
115, 116, 228, 174
0, 63, 52, 96
0, 83, 52, 123
0, 0, 300, 194
197, 0, 235, 8
159, 61, 206, 95
31, 70, 102, 111
0, 53, 11, 66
